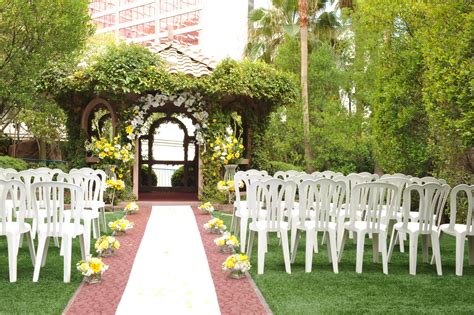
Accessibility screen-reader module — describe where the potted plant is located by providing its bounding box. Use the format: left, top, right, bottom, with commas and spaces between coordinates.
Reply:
95, 236, 120, 257
222, 253, 251, 279
214, 232, 239, 253
198, 201, 214, 215
77, 256, 109, 284
203, 218, 227, 234
109, 218, 134, 235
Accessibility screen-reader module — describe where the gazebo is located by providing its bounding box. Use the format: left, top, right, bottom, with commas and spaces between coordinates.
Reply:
40, 41, 297, 199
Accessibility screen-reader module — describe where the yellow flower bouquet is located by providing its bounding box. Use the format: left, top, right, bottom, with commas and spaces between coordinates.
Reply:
214, 232, 239, 253
124, 201, 139, 215
198, 201, 214, 214
203, 218, 226, 234
106, 178, 125, 191
95, 236, 120, 257
222, 253, 251, 279
109, 218, 134, 234
76, 256, 109, 284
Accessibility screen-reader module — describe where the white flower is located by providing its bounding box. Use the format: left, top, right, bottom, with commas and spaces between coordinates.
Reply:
226, 127, 233, 135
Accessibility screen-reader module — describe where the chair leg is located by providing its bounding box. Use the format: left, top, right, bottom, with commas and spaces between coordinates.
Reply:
380, 232, 388, 275
83, 218, 92, 256
430, 231, 442, 276
18, 233, 24, 249
388, 228, 398, 263
328, 230, 339, 274
101, 207, 107, 232
422, 234, 430, 263
79, 235, 86, 260
6, 234, 19, 282
92, 217, 99, 239
257, 231, 266, 275
25, 232, 36, 266
33, 234, 48, 282
53, 237, 60, 248
305, 230, 314, 273
355, 232, 366, 274
467, 236, 474, 266
239, 217, 248, 253
291, 229, 301, 263
372, 233, 379, 263
246, 230, 255, 258
431, 230, 443, 265
338, 230, 348, 263
41, 237, 50, 267
281, 230, 291, 274
290, 219, 298, 254
336, 217, 345, 250
399, 232, 405, 253
63, 236, 73, 283
314, 232, 319, 253
409, 232, 419, 276
454, 234, 465, 276
93, 218, 100, 239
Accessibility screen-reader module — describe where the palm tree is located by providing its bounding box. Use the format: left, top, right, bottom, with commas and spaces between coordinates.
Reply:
245, 0, 339, 63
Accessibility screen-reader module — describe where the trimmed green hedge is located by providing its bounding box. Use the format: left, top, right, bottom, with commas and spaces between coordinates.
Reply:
0, 156, 28, 171
268, 160, 304, 175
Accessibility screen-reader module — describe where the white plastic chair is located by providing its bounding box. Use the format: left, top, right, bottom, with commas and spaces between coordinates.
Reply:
9, 170, 52, 240
321, 170, 343, 179
388, 183, 449, 276
232, 172, 272, 252
70, 168, 108, 231
58, 173, 101, 255
0, 168, 18, 175
338, 182, 398, 274
358, 172, 379, 181
247, 179, 297, 274
32, 182, 86, 283
437, 184, 474, 276
407, 178, 449, 224
291, 179, 345, 273
0, 180, 36, 282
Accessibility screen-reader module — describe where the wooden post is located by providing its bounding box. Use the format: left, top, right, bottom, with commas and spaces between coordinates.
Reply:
198, 145, 203, 197
133, 138, 139, 199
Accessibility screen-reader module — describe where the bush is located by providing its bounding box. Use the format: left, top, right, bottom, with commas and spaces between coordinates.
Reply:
171, 165, 196, 187
0, 156, 28, 171
268, 161, 304, 176
140, 165, 157, 186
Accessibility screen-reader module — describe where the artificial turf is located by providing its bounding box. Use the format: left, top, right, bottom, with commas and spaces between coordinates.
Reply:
0, 211, 124, 314
216, 213, 474, 314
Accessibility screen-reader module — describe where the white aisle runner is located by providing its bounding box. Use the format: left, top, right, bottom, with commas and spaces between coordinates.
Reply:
116, 206, 221, 314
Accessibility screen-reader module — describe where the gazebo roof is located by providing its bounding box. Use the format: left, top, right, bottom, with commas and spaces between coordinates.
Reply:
148, 42, 217, 77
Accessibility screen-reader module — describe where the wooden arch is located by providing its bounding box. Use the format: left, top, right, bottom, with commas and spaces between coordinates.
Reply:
81, 97, 118, 136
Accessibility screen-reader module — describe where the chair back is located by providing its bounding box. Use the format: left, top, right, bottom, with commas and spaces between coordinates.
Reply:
410, 176, 446, 185
298, 179, 346, 230
274, 170, 300, 180
31, 182, 84, 237
401, 183, 450, 233
0, 168, 18, 175
320, 170, 343, 179
58, 173, 101, 208
249, 179, 296, 230
377, 176, 411, 213
358, 172, 379, 181
448, 184, 474, 235
349, 182, 398, 232
10, 170, 52, 217
0, 180, 27, 232
243, 169, 268, 176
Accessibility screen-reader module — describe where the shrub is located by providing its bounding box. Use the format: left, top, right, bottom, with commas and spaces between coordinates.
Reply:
0, 156, 28, 171
171, 165, 196, 187
140, 165, 157, 186
268, 161, 304, 176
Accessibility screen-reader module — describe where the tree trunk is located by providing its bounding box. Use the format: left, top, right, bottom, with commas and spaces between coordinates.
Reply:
299, 0, 314, 172
38, 138, 47, 160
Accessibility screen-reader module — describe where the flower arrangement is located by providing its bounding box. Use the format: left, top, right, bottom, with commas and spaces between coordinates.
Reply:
210, 125, 244, 165
124, 201, 139, 215
214, 232, 239, 253
77, 256, 109, 284
222, 253, 251, 279
198, 202, 214, 214
203, 218, 226, 234
217, 180, 244, 192
95, 236, 120, 257
86, 136, 133, 165
109, 218, 134, 234
106, 178, 125, 191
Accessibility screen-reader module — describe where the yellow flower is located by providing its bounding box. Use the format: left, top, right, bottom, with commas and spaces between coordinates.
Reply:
235, 153, 240, 158
126, 125, 134, 135
113, 241, 120, 249
239, 144, 244, 149
90, 260, 102, 273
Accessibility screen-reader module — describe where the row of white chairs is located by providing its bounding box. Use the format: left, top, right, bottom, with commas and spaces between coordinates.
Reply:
0, 167, 110, 282
230, 169, 472, 276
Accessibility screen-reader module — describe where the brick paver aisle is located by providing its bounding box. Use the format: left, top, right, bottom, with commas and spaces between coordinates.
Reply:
65, 204, 152, 315
66, 203, 271, 315
192, 207, 271, 315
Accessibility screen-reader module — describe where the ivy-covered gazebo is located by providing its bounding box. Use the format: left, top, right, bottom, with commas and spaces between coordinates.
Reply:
39, 42, 297, 200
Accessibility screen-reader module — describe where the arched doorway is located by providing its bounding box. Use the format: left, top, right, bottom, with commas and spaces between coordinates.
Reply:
138, 114, 198, 194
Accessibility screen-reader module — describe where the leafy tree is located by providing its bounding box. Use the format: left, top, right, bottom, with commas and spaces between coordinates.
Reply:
0, 0, 92, 109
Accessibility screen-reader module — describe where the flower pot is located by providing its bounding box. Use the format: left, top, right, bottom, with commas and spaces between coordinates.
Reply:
229, 270, 245, 279
84, 273, 102, 284
99, 248, 115, 257
219, 245, 236, 254
224, 164, 238, 182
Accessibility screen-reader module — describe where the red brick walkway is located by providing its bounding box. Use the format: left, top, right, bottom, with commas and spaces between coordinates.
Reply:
65, 203, 271, 315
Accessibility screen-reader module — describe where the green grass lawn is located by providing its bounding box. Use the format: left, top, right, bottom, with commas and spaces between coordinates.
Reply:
0, 211, 124, 314
215, 213, 474, 314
